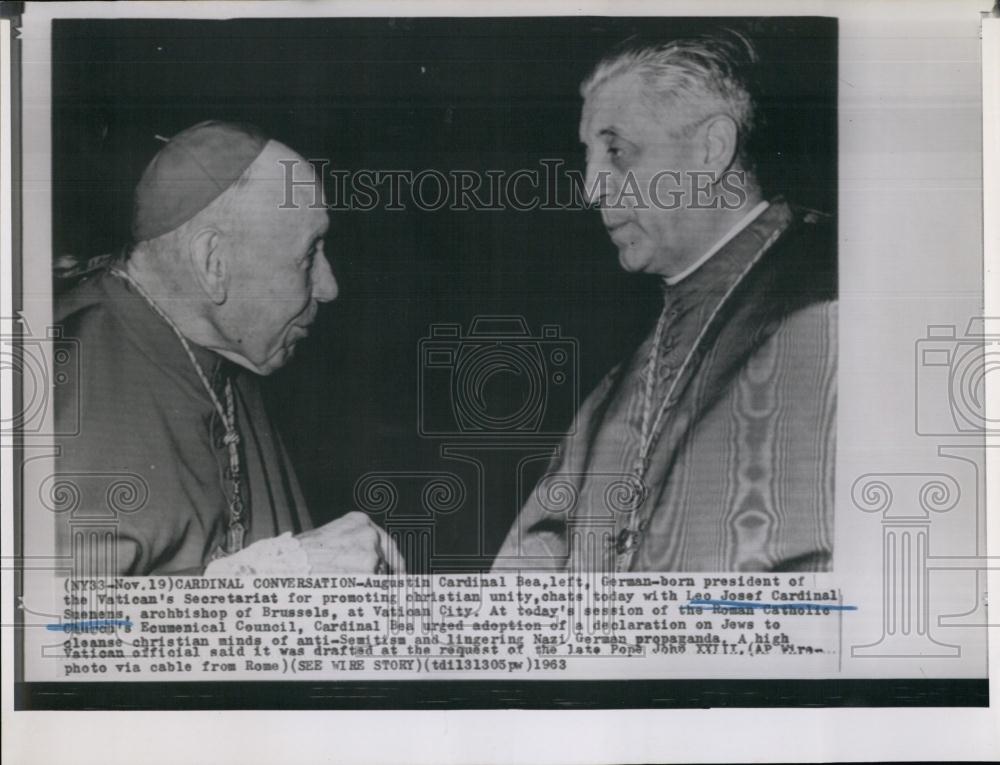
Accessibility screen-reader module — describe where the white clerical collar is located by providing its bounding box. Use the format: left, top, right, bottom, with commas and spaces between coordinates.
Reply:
663, 200, 770, 286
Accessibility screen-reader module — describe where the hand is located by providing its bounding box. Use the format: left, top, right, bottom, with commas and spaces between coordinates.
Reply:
296, 512, 406, 574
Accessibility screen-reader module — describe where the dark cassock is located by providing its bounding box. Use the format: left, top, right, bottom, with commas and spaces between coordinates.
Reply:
53, 268, 313, 575
494, 197, 837, 573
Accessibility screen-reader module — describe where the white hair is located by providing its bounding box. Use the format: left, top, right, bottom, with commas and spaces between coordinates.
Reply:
581, 29, 761, 169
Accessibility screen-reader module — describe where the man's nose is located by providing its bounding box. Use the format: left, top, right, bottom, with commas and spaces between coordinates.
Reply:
312, 254, 339, 303
583, 159, 613, 208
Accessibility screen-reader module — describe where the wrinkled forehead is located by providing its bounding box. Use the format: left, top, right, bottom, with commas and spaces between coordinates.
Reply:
579, 73, 653, 139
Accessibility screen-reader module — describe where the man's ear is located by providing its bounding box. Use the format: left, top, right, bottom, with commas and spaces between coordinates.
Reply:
188, 227, 228, 305
700, 114, 739, 177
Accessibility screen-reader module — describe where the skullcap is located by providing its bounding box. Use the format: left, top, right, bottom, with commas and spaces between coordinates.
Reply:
131, 120, 269, 242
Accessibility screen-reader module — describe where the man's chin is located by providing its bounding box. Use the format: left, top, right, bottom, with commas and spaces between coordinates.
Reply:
261, 344, 297, 375
241, 345, 297, 377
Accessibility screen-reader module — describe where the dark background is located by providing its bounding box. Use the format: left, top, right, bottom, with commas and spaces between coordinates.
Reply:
52, 17, 836, 571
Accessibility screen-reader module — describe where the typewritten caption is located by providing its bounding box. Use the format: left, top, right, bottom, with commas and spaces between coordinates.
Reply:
47, 575, 845, 679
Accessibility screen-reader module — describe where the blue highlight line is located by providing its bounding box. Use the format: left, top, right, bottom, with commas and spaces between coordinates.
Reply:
690, 599, 857, 611
47, 619, 133, 632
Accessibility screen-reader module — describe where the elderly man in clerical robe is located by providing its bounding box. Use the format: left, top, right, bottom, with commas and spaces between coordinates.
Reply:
494, 31, 836, 573
54, 121, 401, 576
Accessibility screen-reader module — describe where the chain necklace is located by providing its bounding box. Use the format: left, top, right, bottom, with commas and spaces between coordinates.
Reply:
629, 304, 671, 505
617, 301, 674, 548
614, 216, 787, 562
110, 267, 246, 555
614, 297, 703, 557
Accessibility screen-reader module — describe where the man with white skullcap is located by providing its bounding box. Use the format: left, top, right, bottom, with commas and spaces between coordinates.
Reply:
54, 121, 402, 576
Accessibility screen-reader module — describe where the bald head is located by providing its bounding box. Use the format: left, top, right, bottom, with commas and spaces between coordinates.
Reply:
217, 140, 326, 237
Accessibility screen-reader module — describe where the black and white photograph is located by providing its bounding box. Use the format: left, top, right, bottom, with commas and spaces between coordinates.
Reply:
1, 1, 997, 763
47, 16, 837, 577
